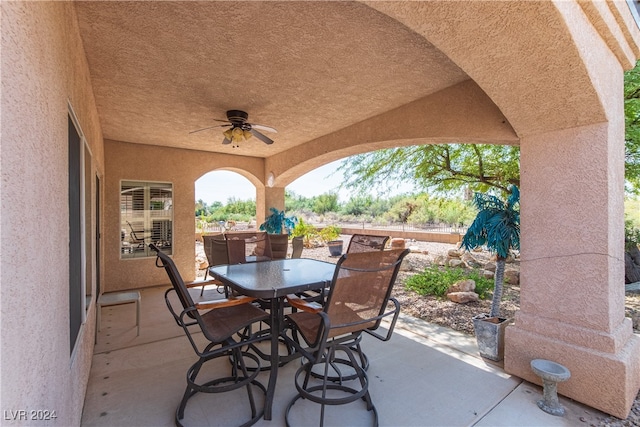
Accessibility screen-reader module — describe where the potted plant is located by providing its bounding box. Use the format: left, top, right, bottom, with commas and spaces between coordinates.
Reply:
319, 225, 342, 256
461, 185, 520, 361
260, 208, 298, 259
290, 218, 320, 248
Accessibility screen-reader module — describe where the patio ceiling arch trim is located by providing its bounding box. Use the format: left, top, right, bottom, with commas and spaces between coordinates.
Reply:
195, 166, 264, 192
266, 79, 518, 188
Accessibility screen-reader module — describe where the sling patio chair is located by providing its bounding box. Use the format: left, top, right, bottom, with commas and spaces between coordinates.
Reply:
225, 231, 273, 264
201, 233, 230, 296
126, 221, 146, 251
290, 236, 304, 259
346, 233, 390, 254
283, 248, 410, 426
150, 243, 269, 427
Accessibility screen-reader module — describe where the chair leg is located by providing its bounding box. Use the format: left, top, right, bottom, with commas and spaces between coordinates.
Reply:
200, 270, 208, 296
177, 357, 205, 420
176, 350, 266, 427
285, 343, 377, 427
234, 347, 259, 420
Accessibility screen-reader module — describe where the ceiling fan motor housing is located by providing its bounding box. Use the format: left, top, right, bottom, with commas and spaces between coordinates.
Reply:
226, 110, 249, 124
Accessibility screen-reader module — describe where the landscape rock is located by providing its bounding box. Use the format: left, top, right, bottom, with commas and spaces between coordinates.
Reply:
447, 291, 479, 303
448, 249, 462, 258
484, 261, 497, 272
433, 254, 447, 266
446, 279, 476, 294
448, 258, 464, 268
504, 269, 520, 285
482, 270, 495, 279
461, 252, 483, 268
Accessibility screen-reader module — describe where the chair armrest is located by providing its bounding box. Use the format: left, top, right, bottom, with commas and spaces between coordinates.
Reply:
363, 297, 401, 342
186, 279, 221, 288
195, 295, 256, 310
286, 294, 323, 313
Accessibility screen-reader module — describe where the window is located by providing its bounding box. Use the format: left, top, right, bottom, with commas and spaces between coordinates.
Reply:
69, 115, 83, 355
120, 181, 173, 258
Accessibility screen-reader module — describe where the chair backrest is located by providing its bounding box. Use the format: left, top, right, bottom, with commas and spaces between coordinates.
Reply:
225, 231, 273, 261
127, 220, 145, 243
150, 243, 198, 320
324, 248, 409, 338
291, 236, 304, 259
226, 237, 247, 264
202, 234, 229, 266
346, 234, 390, 253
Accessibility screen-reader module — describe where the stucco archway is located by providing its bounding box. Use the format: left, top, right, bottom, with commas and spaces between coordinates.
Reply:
261, 2, 640, 417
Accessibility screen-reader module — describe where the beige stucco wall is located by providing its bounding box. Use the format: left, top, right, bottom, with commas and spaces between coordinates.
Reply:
103, 140, 265, 291
1, 2, 104, 425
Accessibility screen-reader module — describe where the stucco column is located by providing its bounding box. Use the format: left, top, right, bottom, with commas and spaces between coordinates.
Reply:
256, 186, 285, 227
505, 123, 640, 418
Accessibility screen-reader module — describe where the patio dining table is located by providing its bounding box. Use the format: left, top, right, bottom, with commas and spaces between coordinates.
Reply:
208, 258, 336, 420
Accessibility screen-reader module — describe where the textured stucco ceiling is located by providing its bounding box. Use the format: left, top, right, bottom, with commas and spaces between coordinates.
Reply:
74, 1, 469, 158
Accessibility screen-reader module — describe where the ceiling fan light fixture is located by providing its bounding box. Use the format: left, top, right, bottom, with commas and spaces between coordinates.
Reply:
192, 110, 276, 146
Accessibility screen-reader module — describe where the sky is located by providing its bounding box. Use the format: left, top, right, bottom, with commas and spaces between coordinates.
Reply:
195, 159, 415, 204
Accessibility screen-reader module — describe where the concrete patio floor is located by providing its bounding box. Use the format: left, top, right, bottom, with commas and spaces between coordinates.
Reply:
82, 284, 610, 426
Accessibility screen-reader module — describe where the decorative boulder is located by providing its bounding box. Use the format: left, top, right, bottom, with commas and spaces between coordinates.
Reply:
448, 258, 464, 268
433, 255, 447, 266
461, 252, 483, 268
504, 269, 520, 285
446, 279, 476, 294
482, 270, 495, 279
447, 291, 479, 303
448, 249, 462, 258
484, 261, 497, 272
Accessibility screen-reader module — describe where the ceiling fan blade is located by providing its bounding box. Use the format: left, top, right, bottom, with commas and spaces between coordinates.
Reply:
251, 123, 277, 133
222, 137, 232, 145
189, 123, 231, 134
250, 129, 274, 145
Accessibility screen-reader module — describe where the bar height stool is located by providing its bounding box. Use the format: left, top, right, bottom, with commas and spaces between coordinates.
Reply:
97, 291, 141, 336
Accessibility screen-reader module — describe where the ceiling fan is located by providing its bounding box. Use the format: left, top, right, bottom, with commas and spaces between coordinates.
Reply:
189, 110, 277, 147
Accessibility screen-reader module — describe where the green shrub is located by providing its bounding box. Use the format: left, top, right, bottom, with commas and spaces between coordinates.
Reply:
319, 225, 341, 242
625, 220, 640, 252
290, 218, 319, 247
405, 265, 494, 299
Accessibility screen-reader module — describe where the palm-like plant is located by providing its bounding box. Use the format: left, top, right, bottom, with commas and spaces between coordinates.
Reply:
461, 186, 520, 318
259, 208, 297, 234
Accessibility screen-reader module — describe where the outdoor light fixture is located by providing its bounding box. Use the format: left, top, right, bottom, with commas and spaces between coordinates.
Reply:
223, 126, 253, 148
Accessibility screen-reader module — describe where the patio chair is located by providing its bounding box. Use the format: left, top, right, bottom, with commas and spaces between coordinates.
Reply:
346, 233, 390, 253
283, 248, 410, 426
149, 243, 269, 427
126, 221, 146, 251
225, 231, 273, 263
201, 233, 230, 296
290, 236, 304, 259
